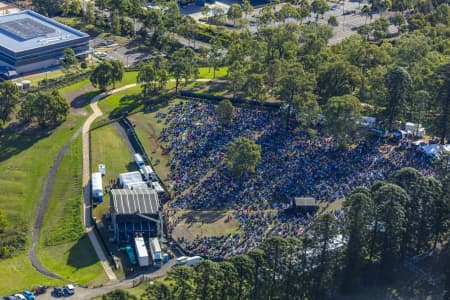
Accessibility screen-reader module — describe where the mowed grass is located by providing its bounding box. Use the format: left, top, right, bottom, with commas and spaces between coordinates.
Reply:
0, 256, 62, 295
128, 100, 179, 183
59, 79, 92, 94
0, 115, 85, 294
197, 66, 228, 79
36, 136, 107, 285
13, 69, 65, 86
38, 236, 108, 286
91, 124, 137, 219
97, 86, 142, 117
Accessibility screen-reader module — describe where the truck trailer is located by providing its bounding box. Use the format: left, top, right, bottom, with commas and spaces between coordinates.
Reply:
149, 237, 162, 267
134, 236, 149, 267
91, 172, 103, 203
133, 153, 145, 169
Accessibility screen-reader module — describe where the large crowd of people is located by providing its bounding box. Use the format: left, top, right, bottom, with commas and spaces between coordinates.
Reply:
160, 101, 434, 259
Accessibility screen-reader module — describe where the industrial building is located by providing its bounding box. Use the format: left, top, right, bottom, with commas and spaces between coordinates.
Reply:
0, 10, 90, 76
110, 189, 162, 243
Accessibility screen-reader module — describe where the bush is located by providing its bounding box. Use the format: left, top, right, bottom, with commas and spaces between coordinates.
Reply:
80, 61, 88, 69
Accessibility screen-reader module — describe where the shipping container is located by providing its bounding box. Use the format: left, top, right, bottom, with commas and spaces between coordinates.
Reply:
91, 172, 103, 202
134, 236, 149, 267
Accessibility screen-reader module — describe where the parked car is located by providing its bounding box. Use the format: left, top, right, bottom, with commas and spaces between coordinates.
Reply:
63, 284, 75, 295
52, 287, 64, 297
32, 285, 46, 295
4, 296, 19, 300
22, 291, 35, 300
13, 295, 25, 300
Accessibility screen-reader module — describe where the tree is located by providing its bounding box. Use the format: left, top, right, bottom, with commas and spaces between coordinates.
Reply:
208, 38, 223, 79
84, 1, 95, 24
194, 260, 223, 300
138, 62, 158, 97
433, 63, 450, 143
227, 62, 246, 98
277, 62, 316, 127
227, 4, 243, 25
328, 16, 338, 26
244, 73, 266, 100
225, 137, 261, 178
324, 94, 362, 145
384, 66, 412, 130
167, 266, 196, 300
111, 9, 121, 35
311, 0, 329, 22
169, 48, 197, 92
90, 61, 113, 91
230, 255, 255, 300
62, 48, 78, 70
0, 81, 19, 125
373, 184, 408, 281
317, 61, 361, 100
18, 91, 68, 126
32, 0, 64, 16
141, 282, 172, 300
102, 289, 137, 300
110, 60, 125, 88
341, 191, 373, 292
215, 100, 234, 126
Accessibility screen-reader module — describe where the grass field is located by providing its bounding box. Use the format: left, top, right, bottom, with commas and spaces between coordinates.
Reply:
0, 115, 85, 294
91, 124, 137, 219
35, 135, 107, 285
97, 86, 142, 117
128, 100, 180, 183
13, 69, 65, 87
197, 66, 228, 79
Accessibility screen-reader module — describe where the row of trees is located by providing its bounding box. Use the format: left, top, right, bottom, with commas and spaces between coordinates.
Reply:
18, 91, 70, 126
111, 166, 448, 300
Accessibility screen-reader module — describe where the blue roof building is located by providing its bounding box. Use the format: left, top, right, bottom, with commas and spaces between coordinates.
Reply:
0, 10, 90, 75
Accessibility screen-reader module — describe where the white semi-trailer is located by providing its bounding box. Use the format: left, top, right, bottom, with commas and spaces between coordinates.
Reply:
134, 236, 149, 267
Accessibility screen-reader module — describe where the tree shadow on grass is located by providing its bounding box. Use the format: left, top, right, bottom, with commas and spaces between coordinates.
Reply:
109, 94, 143, 120
66, 234, 100, 269
0, 125, 56, 163
126, 162, 138, 172
71, 91, 101, 109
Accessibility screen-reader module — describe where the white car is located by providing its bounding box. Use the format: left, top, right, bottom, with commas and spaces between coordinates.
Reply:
63, 284, 75, 295
94, 51, 107, 58
14, 294, 26, 300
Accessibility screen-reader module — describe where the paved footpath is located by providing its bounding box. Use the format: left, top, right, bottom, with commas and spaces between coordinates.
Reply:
81, 84, 138, 282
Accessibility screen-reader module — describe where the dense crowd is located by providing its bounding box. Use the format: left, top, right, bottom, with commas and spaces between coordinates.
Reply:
160, 101, 433, 258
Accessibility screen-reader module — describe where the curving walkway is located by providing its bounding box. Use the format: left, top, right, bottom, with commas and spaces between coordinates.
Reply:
81, 84, 138, 282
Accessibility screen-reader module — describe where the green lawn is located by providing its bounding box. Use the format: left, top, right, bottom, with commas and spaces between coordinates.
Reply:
128, 100, 180, 183
91, 124, 137, 219
0, 256, 63, 295
59, 79, 92, 94
0, 115, 85, 294
97, 86, 142, 117
38, 235, 108, 286
197, 66, 228, 79
13, 69, 65, 87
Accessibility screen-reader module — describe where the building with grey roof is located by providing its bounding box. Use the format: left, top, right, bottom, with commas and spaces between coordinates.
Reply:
110, 189, 162, 243
0, 10, 90, 76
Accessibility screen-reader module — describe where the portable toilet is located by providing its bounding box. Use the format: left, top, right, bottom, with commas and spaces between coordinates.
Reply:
163, 253, 169, 263
21, 80, 31, 90
98, 164, 106, 176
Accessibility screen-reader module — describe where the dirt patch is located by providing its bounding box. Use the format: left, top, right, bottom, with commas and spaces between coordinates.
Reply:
62, 83, 95, 116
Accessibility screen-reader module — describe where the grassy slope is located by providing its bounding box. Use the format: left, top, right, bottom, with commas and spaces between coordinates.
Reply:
90, 125, 137, 219
37, 136, 107, 285
0, 116, 84, 294
97, 86, 142, 116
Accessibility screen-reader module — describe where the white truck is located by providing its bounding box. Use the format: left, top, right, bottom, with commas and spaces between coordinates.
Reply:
133, 153, 145, 169
142, 165, 156, 181
149, 237, 162, 267
91, 172, 103, 203
134, 236, 149, 267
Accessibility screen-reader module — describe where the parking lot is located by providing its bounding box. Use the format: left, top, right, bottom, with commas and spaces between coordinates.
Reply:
92, 37, 151, 67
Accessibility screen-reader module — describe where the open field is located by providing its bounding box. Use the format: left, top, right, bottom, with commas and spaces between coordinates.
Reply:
91, 124, 137, 219
97, 86, 142, 117
172, 210, 242, 241
0, 115, 85, 294
13, 69, 65, 86
128, 100, 181, 183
